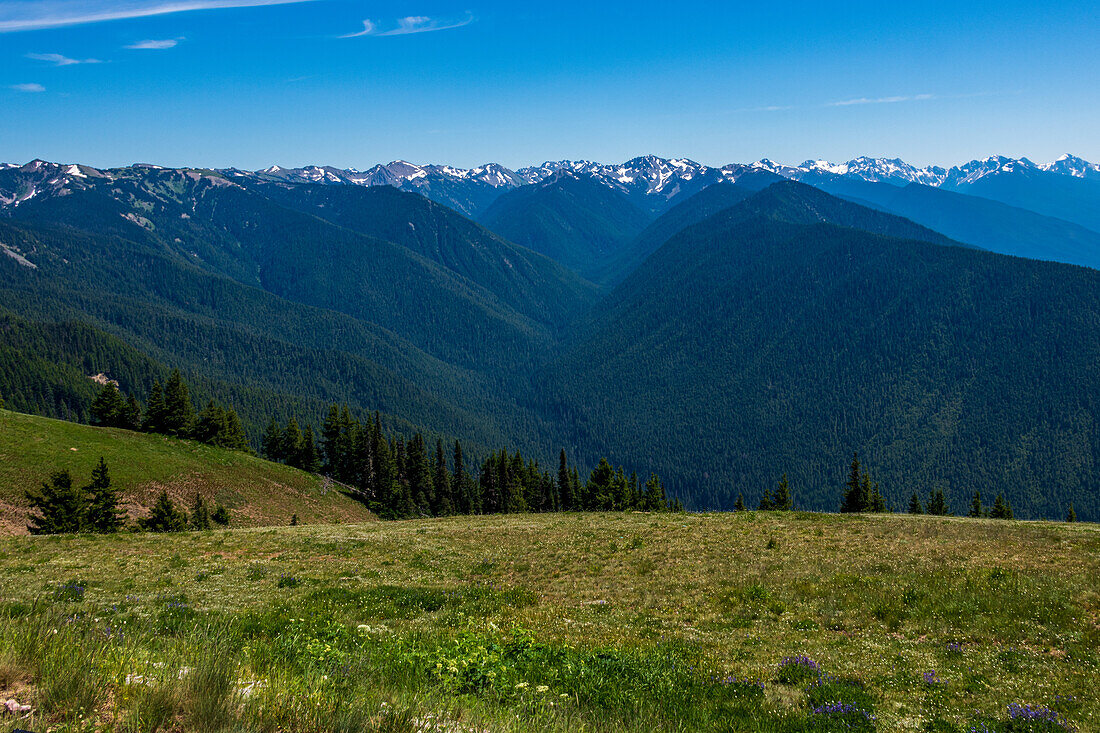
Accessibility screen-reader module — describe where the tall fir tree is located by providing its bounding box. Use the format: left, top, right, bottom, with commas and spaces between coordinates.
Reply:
908, 491, 924, 514
773, 474, 793, 511
557, 449, 573, 511
282, 418, 304, 467
261, 417, 283, 461
298, 425, 321, 472
142, 380, 167, 433
1066, 504, 1076, 522
123, 394, 143, 430
734, 493, 746, 511
841, 453, 867, 512
432, 439, 453, 516
161, 369, 194, 437
870, 482, 886, 513
990, 493, 1013, 519
642, 474, 668, 511
453, 441, 474, 514
84, 457, 124, 533
90, 383, 127, 427
968, 491, 984, 518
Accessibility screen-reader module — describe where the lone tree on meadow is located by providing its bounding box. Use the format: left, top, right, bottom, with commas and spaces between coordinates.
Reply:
908, 491, 924, 514
1066, 504, 1077, 522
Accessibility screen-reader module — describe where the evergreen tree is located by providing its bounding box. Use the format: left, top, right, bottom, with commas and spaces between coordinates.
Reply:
757, 485, 774, 510
968, 491, 984, 518
870, 482, 886, 513
161, 370, 194, 437
140, 491, 188, 532
927, 489, 950, 516
290, 514, 299, 526
211, 503, 231, 526
557, 451, 573, 511
734, 493, 746, 511
642, 473, 668, 511
298, 425, 321, 472
841, 453, 869, 512
190, 493, 211, 530
261, 417, 283, 460
90, 383, 127, 427
432, 439, 453, 516
406, 434, 432, 515
1066, 504, 1076, 522
26, 470, 86, 534
143, 380, 167, 433
908, 491, 923, 514
282, 418, 303, 467
453, 441, 474, 514
123, 394, 143, 430
84, 457, 124, 533
220, 408, 250, 451
586, 458, 616, 511
990, 493, 1013, 519
773, 474, 793, 511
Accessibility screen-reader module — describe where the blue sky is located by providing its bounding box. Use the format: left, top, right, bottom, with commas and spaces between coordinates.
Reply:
2, 0, 1097, 170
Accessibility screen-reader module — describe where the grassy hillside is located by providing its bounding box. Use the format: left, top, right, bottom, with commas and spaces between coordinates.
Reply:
0, 409, 373, 534
0, 512, 1095, 731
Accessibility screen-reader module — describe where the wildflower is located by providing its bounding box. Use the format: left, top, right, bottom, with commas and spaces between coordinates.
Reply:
536, 685, 549, 693
514, 682, 528, 689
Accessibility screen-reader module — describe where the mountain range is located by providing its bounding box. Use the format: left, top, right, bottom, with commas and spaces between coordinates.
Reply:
2, 153, 1098, 520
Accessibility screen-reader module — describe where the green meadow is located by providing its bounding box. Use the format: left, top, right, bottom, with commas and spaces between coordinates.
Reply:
0, 511, 1095, 732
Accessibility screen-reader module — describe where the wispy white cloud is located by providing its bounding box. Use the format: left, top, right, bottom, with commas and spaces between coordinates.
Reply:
11, 82, 46, 92
26, 52, 102, 65
341, 12, 474, 38
339, 18, 374, 38
827, 93, 934, 107
126, 37, 182, 49
0, 0, 315, 33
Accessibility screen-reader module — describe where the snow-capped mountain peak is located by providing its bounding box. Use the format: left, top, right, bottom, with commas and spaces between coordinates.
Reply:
1042, 154, 1100, 180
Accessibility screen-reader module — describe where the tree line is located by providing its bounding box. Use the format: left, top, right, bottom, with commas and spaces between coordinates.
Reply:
83, 374, 682, 524
89, 369, 249, 451
733, 454, 1079, 523
261, 405, 682, 519
25, 458, 229, 535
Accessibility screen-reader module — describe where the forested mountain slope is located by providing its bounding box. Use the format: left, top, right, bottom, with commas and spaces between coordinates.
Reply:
600, 182, 755, 285
539, 182, 1100, 520
478, 173, 653, 282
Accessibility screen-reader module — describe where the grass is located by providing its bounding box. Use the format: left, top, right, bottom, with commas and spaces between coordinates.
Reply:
0, 511, 1096, 731
0, 409, 373, 533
